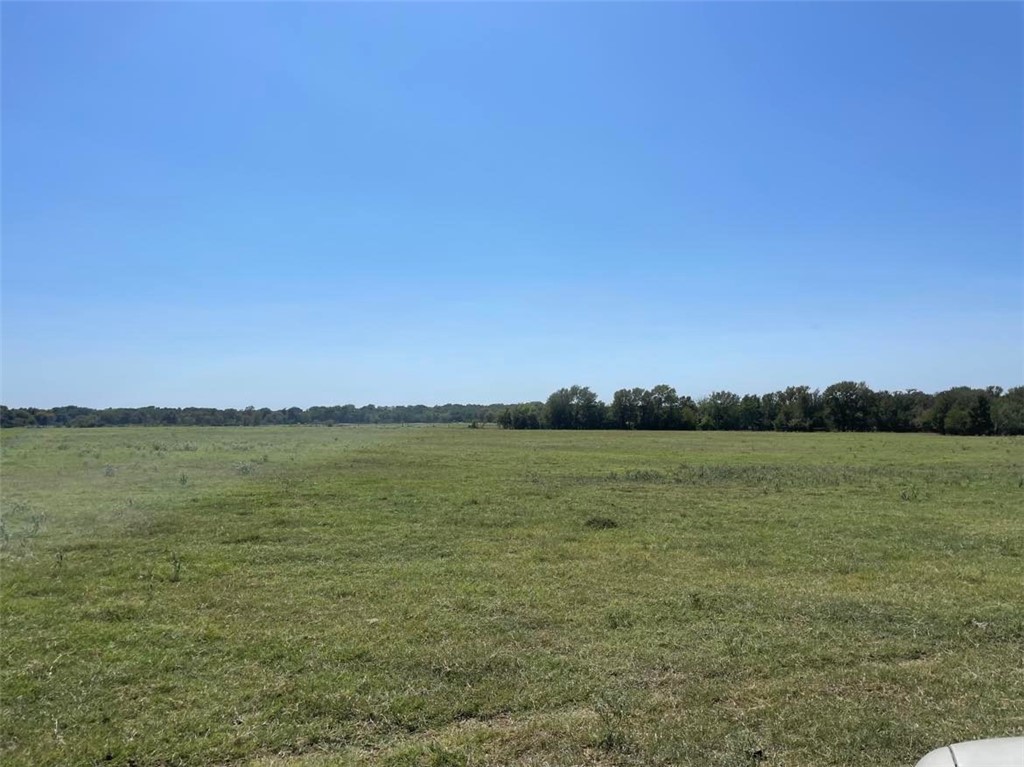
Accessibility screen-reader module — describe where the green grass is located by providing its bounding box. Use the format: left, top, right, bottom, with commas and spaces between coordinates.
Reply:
2, 427, 1022, 766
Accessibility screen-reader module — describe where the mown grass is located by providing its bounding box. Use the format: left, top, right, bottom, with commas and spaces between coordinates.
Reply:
1, 427, 1022, 766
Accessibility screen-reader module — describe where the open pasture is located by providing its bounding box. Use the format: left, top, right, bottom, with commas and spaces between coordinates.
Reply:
1, 427, 1022, 766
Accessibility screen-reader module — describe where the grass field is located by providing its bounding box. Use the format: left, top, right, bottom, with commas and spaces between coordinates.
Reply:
1, 426, 1022, 767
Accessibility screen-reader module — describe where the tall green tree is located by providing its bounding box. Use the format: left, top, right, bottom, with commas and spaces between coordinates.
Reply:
544, 385, 604, 429
768, 386, 823, 431
738, 394, 764, 430
927, 387, 994, 435
993, 386, 1024, 435
639, 385, 681, 429
610, 388, 642, 429
874, 389, 931, 432
822, 381, 876, 431
698, 391, 741, 430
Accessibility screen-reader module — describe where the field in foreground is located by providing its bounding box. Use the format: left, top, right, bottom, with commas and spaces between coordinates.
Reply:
1, 426, 1022, 767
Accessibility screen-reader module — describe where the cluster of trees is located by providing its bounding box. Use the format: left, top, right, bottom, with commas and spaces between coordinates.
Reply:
4, 383, 1022, 435
494, 383, 1024, 435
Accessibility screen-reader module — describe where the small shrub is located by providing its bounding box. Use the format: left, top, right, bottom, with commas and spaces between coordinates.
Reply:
427, 746, 467, 767
594, 690, 636, 754
597, 730, 632, 753
624, 468, 664, 481
605, 608, 635, 629
170, 553, 182, 582
585, 516, 618, 529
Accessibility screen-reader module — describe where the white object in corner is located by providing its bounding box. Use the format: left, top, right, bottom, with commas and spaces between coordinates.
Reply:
915, 737, 1024, 767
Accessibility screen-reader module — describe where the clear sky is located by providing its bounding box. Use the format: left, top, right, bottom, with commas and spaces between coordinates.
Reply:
2, 2, 1022, 409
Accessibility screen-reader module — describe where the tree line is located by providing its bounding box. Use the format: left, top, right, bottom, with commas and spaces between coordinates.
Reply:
2, 382, 1022, 435
496, 382, 1024, 435
0, 403, 510, 429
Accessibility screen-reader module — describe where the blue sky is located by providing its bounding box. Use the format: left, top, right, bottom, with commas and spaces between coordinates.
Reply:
2, 2, 1022, 408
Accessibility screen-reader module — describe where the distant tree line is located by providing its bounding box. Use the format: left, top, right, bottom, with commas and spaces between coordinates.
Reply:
0, 403, 514, 429
3, 382, 1022, 435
